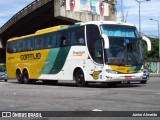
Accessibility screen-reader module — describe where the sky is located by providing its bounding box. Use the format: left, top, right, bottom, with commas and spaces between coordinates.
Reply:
0, 0, 160, 37
116, 0, 160, 37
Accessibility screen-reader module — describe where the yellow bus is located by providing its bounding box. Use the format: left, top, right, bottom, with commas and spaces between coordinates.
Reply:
6, 21, 151, 86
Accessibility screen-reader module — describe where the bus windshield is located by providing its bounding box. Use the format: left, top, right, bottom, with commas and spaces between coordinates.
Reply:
101, 25, 143, 66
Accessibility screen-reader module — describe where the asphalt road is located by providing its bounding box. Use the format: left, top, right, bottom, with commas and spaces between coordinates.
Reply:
0, 77, 160, 120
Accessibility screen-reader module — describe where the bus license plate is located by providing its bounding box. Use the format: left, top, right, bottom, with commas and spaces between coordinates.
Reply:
125, 76, 132, 80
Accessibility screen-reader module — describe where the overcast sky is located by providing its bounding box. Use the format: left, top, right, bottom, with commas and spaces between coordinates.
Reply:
0, 0, 160, 37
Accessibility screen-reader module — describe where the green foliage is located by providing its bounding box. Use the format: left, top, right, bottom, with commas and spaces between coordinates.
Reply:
0, 64, 6, 69
142, 37, 159, 61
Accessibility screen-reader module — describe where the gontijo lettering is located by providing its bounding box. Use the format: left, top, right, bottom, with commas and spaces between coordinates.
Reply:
20, 53, 41, 60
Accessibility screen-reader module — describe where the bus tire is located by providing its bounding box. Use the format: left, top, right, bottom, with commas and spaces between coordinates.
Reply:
16, 70, 23, 84
23, 70, 30, 84
74, 69, 87, 87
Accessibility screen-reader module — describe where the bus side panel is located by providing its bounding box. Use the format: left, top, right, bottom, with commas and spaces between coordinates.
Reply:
6, 53, 15, 78
39, 47, 71, 80
6, 49, 50, 79
67, 46, 102, 82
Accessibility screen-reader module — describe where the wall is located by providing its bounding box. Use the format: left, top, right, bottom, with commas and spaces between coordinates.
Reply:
144, 62, 160, 73
54, 0, 116, 22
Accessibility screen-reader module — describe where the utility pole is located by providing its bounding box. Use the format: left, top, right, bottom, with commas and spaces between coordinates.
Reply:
135, 0, 150, 34
121, 0, 124, 22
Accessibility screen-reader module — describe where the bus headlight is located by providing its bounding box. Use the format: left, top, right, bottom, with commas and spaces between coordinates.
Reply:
106, 69, 117, 74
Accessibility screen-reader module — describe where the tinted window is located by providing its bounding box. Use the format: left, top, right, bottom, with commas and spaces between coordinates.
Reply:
7, 42, 12, 53
70, 26, 85, 45
86, 25, 103, 64
60, 30, 70, 47
22, 39, 29, 51
35, 36, 44, 50
12, 41, 18, 52
28, 38, 35, 50
7, 27, 86, 53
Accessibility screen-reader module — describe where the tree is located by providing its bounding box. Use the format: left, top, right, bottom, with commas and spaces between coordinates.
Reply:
142, 37, 159, 61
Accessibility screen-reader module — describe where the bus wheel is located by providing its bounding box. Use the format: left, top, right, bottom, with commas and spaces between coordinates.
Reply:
16, 70, 23, 84
75, 69, 87, 87
23, 70, 30, 84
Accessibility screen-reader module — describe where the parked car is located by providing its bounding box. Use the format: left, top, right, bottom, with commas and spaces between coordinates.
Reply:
0, 68, 7, 82
140, 69, 149, 84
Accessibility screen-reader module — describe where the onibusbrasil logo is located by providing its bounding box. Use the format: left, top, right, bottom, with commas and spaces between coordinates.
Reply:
1, 112, 42, 118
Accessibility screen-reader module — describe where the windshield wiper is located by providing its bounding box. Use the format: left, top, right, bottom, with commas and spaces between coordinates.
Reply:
130, 52, 138, 66
117, 51, 127, 66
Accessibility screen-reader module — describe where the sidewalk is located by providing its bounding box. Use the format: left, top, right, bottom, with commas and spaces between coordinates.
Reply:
150, 73, 160, 77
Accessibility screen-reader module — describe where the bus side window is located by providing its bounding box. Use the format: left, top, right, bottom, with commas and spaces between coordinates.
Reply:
22, 40, 24, 52
10, 42, 14, 53
66, 30, 70, 46
35, 38, 38, 49
41, 37, 45, 49
48, 35, 52, 48
25, 39, 29, 51
13, 41, 17, 53
29, 38, 34, 50
7, 42, 12, 53
71, 30, 76, 45
60, 32, 66, 46
47, 33, 57, 48
77, 27, 85, 45
18, 40, 23, 52
52, 33, 57, 48
86, 25, 103, 64
35, 38, 41, 50
60, 30, 70, 47
43, 36, 47, 49
57, 32, 61, 47
6, 42, 10, 53
22, 39, 28, 52
71, 26, 85, 46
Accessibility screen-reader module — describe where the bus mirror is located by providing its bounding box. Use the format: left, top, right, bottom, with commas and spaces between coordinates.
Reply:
141, 36, 151, 51
101, 34, 109, 49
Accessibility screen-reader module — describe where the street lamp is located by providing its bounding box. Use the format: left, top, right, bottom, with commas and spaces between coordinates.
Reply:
150, 18, 160, 60
121, 0, 124, 22
135, 0, 150, 34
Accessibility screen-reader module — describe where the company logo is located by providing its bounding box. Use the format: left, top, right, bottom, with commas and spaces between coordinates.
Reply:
90, 71, 102, 80
1, 112, 42, 118
2, 112, 11, 117
20, 53, 41, 60
72, 51, 85, 56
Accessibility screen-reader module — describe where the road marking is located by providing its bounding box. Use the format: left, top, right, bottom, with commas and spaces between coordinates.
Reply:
92, 109, 103, 111
9, 105, 15, 108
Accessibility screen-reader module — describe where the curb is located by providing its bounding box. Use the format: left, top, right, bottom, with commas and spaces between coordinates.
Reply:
150, 73, 160, 77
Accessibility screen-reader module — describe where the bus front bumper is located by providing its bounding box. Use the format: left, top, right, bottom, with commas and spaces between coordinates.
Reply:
104, 73, 148, 82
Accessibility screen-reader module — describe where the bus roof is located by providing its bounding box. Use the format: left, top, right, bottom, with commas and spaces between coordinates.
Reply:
8, 25, 68, 41
8, 21, 135, 42
79, 21, 135, 27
